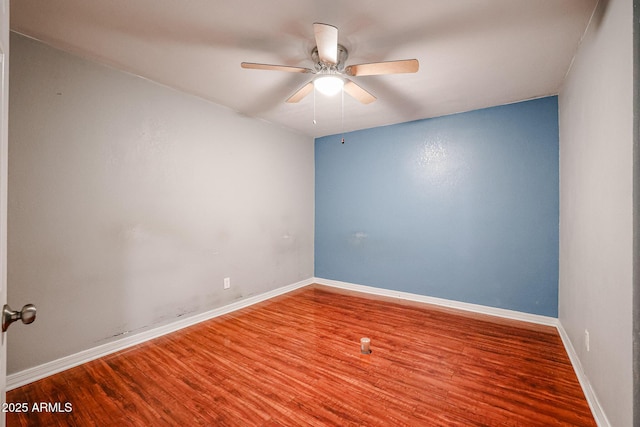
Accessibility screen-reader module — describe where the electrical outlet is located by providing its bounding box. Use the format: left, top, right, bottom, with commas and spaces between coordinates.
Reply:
223, 277, 231, 290
584, 329, 590, 352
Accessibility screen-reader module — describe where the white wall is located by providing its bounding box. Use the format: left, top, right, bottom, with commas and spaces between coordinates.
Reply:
7, 33, 314, 374
558, 0, 633, 425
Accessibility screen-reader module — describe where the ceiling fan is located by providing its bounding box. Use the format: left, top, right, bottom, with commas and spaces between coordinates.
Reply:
241, 23, 419, 105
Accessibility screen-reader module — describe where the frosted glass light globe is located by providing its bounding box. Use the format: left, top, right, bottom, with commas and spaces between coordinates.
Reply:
314, 75, 344, 96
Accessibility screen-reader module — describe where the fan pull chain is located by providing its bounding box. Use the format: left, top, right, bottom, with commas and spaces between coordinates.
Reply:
313, 84, 317, 125
341, 86, 345, 144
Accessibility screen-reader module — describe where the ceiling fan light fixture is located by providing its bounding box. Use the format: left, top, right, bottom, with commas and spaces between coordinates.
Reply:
241, 23, 418, 105
314, 75, 344, 96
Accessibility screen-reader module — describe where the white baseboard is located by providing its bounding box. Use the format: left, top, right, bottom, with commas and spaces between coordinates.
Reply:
313, 277, 559, 326
6, 277, 314, 391
556, 324, 611, 427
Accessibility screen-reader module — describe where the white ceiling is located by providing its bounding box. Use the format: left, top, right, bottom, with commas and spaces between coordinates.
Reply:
10, 0, 598, 138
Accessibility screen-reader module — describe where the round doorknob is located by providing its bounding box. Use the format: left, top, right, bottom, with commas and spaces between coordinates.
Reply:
2, 303, 37, 332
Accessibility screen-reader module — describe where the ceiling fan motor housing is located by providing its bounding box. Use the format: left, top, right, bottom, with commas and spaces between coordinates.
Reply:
312, 44, 348, 74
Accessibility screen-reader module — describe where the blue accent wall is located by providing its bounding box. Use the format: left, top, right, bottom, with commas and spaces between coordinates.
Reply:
315, 96, 559, 317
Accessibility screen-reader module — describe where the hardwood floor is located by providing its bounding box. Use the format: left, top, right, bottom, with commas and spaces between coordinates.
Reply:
6, 285, 595, 426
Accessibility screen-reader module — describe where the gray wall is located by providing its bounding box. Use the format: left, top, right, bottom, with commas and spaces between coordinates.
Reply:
635, 0, 640, 423
558, 0, 633, 425
7, 33, 314, 374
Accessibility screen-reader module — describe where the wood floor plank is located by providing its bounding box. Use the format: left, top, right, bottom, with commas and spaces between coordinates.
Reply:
7, 285, 596, 426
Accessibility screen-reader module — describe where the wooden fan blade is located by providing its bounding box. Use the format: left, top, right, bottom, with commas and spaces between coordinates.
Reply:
345, 59, 419, 76
241, 62, 313, 73
286, 82, 314, 103
313, 23, 338, 64
343, 80, 376, 104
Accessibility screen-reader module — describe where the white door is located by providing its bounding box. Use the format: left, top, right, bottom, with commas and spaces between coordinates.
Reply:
0, 0, 9, 425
